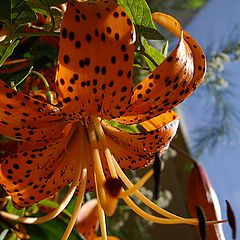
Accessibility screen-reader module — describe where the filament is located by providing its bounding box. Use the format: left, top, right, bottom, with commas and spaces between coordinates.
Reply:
95, 173, 108, 240
61, 167, 87, 240
112, 155, 199, 224
112, 156, 226, 225
123, 196, 197, 224
120, 169, 154, 198
88, 120, 117, 216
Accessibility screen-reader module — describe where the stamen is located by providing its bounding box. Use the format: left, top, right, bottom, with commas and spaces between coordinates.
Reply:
61, 167, 87, 240
105, 178, 122, 198
88, 122, 107, 206
104, 178, 122, 217
112, 156, 198, 224
112, 156, 226, 226
195, 206, 207, 240
95, 174, 108, 240
120, 169, 154, 198
124, 196, 197, 224
61, 130, 88, 240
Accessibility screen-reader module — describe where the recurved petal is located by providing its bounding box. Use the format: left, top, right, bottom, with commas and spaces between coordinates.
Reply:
102, 111, 179, 171
0, 123, 82, 209
117, 12, 205, 124
56, 0, 134, 121
0, 80, 64, 142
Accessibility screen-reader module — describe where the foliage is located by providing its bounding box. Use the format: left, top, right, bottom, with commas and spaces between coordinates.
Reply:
192, 39, 240, 156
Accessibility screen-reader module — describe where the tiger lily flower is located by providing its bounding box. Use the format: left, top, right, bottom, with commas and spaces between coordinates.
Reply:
0, 0, 224, 239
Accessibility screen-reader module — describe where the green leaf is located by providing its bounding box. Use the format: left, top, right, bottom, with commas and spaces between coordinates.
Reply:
0, 0, 37, 29
187, 0, 207, 10
0, 1, 10, 24
106, 120, 140, 133
136, 25, 164, 40
26, 203, 39, 215
117, 0, 164, 40
39, 199, 72, 218
25, 0, 50, 15
6, 200, 25, 217
0, 40, 19, 67
25, 218, 85, 240
49, 0, 67, 4
142, 39, 165, 71
66, 196, 77, 214
25, 0, 66, 15
0, 229, 9, 240
5, 233, 17, 240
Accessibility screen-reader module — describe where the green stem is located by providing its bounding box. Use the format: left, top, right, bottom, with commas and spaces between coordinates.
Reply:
8, 31, 59, 42
133, 64, 150, 71
135, 34, 159, 68
31, 70, 53, 103
12, 67, 53, 104
31, 70, 50, 89
135, 49, 158, 68
12, 66, 34, 88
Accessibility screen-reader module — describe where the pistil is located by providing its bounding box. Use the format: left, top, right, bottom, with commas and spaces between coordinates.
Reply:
93, 117, 118, 179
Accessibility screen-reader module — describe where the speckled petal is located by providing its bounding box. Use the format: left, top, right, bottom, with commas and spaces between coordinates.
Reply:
0, 80, 64, 142
0, 123, 83, 208
56, 0, 134, 121
117, 12, 205, 124
102, 111, 179, 171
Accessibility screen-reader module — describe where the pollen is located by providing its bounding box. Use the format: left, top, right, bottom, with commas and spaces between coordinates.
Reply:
104, 178, 122, 198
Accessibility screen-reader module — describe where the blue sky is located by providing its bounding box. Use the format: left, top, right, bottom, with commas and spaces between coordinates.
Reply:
179, 0, 240, 237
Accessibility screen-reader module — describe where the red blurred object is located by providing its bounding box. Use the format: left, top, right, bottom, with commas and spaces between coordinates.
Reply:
188, 161, 225, 240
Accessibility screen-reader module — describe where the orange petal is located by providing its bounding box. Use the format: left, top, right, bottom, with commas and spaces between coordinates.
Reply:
117, 12, 206, 124
0, 123, 82, 209
0, 80, 64, 141
0, 138, 18, 162
188, 162, 225, 239
76, 199, 99, 240
102, 111, 179, 171
55, 0, 135, 120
